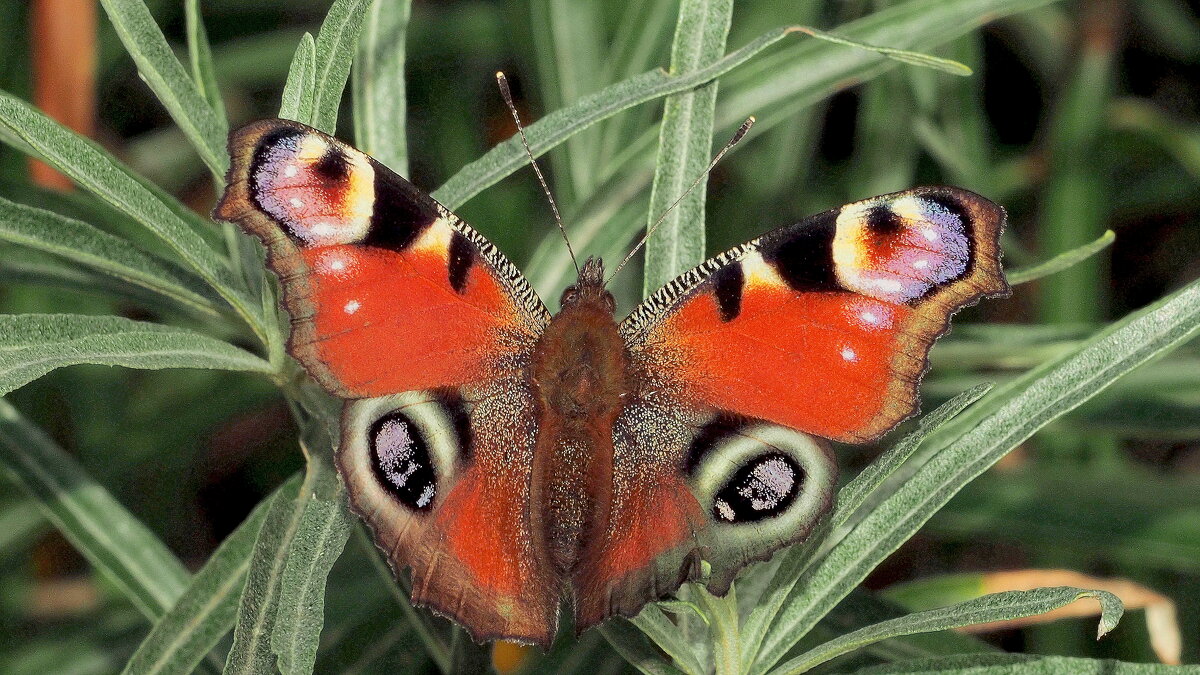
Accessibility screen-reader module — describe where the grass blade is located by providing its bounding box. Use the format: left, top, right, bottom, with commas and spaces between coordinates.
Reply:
0, 91, 265, 342
0, 400, 190, 619
352, 0, 411, 175
768, 588, 1122, 675
847, 653, 1183, 674
641, 0, 733, 295
98, 0, 229, 178
0, 314, 272, 397
1009, 230, 1116, 286
185, 0, 227, 125
431, 24, 798, 210
599, 621, 691, 675
0, 196, 221, 317
280, 33, 317, 123
309, 0, 370, 134
224, 448, 342, 673
748, 277, 1200, 674
788, 26, 972, 76
271, 482, 353, 674
121, 475, 300, 675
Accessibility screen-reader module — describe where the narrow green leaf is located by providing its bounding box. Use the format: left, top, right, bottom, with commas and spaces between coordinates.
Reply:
225, 451, 342, 674
530, 0, 606, 202
748, 277, 1200, 674
0, 400, 189, 619
629, 607, 707, 675
98, 0, 229, 177
790, 26, 973, 76
121, 475, 300, 675
0, 255, 206, 319
0, 91, 265, 342
0, 196, 221, 317
641, 0, 733, 295
599, 621, 691, 675
431, 25, 799, 210
848, 653, 1184, 674
1008, 230, 1116, 286
352, 0, 411, 175
185, 0, 227, 125
271, 486, 353, 674
280, 33, 318, 123
768, 588, 1123, 675
0, 314, 272, 397
309, 0, 371, 134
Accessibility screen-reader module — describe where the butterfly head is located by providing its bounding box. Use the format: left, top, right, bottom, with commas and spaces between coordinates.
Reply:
560, 256, 615, 314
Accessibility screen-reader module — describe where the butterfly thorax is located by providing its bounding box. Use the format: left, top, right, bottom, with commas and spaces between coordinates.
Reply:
528, 258, 628, 575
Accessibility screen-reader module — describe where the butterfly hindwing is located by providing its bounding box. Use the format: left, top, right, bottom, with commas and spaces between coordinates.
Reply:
215, 119, 558, 644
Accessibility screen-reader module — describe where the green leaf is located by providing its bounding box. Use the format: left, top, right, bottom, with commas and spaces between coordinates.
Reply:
0, 314, 272, 397
185, 0, 227, 126
431, 24, 798, 210
309, 0, 371, 134
0, 400, 189, 619
0, 196, 221, 317
1008, 230, 1116, 286
530, 0, 606, 202
629, 606, 707, 675
271, 484, 353, 674
280, 33, 317, 123
0, 91, 265, 342
98, 0, 229, 178
225, 449, 346, 674
848, 653, 1189, 674
767, 587, 1123, 675
641, 0, 733, 295
747, 276, 1200, 674
352, 0, 411, 175
599, 620, 691, 675
789, 26, 973, 77
121, 476, 299, 675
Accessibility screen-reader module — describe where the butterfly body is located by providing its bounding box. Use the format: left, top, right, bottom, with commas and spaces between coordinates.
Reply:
216, 118, 1008, 646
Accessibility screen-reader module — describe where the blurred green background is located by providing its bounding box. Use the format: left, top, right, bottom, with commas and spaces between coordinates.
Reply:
1, 0, 1199, 672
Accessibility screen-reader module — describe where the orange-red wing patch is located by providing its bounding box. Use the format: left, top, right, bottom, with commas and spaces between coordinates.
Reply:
622, 186, 1008, 443
214, 119, 549, 397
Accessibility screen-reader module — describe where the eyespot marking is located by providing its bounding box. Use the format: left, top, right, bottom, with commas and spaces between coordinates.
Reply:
369, 411, 437, 511
713, 452, 803, 523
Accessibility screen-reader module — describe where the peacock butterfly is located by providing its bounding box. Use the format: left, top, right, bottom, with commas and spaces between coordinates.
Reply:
214, 117, 1008, 646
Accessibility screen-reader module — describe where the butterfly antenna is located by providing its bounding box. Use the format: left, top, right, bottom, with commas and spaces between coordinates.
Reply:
606, 116, 755, 286
496, 71, 579, 275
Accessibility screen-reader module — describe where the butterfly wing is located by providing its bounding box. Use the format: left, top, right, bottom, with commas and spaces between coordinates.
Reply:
573, 187, 1007, 624
215, 119, 558, 644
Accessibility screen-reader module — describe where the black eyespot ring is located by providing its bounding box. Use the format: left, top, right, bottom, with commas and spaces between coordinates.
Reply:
712, 452, 804, 523
369, 411, 437, 511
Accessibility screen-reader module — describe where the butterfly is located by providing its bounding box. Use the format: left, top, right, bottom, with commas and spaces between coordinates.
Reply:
214, 117, 1008, 646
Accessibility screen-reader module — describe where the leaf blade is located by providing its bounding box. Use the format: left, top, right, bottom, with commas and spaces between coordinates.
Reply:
0, 314, 273, 397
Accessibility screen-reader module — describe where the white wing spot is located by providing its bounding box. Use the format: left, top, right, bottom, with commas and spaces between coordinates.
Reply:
344, 300, 360, 314
923, 228, 940, 242
289, 197, 304, 208
841, 347, 858, 362
861, 311, 880, 325
329, 258, 346, 271
913, 259, 929, 270
312, 222, 338, 237
284, 165, 299, 178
